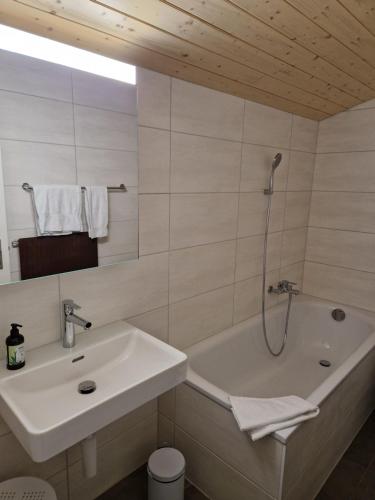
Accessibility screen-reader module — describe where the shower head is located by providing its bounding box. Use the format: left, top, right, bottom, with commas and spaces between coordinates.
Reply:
265, 152, 283, 195
272, 152, 282, 170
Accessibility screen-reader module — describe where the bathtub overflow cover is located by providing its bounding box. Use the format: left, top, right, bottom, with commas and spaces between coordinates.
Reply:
78, 380, 96, 394
319, 360, 331, 368
331, 308, 345, 321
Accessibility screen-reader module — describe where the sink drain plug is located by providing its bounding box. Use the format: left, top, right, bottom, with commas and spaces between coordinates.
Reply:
78, 380, 96, 394
319, 360, 331, 368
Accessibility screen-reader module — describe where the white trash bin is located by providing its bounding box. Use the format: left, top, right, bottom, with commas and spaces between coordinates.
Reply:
147, 447, 185, 500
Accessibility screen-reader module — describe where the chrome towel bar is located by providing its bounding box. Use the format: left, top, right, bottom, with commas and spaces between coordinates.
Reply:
22, 182, 127, 192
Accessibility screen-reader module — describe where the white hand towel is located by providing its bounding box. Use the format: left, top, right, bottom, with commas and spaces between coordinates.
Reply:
32, 185, 83, 236
83, 186, 108, 238
229, 395, 319, 441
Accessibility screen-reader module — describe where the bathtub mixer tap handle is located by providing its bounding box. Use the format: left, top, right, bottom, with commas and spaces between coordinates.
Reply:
268, 280, 300, 296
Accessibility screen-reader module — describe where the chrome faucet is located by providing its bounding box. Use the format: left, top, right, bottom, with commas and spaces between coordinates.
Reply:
268, 280, 300, 296
62, 299, 92, 348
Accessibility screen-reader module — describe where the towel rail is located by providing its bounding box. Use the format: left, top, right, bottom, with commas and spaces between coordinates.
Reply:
12, 182, 128, 247
21, 182, 127, 192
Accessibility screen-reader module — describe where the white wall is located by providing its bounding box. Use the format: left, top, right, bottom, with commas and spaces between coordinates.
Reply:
304, 98, 375, 312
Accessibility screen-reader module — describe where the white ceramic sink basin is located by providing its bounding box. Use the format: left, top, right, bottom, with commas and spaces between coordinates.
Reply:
0, 321, 187, 462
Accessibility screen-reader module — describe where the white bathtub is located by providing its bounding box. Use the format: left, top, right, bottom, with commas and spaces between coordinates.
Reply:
186, 295, 375, 442
174, 295, 375, 500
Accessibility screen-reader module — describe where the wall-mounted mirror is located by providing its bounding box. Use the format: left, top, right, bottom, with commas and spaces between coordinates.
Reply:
0, 35, 139, 284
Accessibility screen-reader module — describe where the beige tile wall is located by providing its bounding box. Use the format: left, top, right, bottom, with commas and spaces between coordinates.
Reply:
304, 100, 375, 312
0, 63, 318, 498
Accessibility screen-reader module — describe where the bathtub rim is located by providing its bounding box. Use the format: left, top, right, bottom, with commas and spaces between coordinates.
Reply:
184, 294, 375, 444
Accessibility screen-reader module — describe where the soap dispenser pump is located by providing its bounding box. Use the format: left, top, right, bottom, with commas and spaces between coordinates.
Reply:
6, 323, 25, 370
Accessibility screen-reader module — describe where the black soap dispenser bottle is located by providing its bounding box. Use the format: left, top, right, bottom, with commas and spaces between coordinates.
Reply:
6, 323, 25, 370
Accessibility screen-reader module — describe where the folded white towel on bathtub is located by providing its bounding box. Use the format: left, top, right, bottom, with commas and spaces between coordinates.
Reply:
229, 395, 319, 441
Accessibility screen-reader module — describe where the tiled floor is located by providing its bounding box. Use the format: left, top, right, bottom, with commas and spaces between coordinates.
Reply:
98, 413, 375, 500
316, 411, 375, 500
97, 465, 208, 500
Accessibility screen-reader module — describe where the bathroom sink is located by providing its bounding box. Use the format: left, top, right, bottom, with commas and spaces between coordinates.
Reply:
0, 321, 187, 462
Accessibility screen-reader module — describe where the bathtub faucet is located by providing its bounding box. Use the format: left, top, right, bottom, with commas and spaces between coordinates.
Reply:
268, 280, 300, 296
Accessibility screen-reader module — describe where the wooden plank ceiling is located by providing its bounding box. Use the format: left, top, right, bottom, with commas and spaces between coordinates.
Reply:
1, 0, 375, 120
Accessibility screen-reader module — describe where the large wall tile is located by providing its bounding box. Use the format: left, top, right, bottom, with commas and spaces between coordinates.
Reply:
68, 401, 156, 466
0, 49, 72, 101
309, 192, 375, 233
99, 252, 138, 267
279, 262, 304, 290
303, 262, 375, 312
0, 416, 9, 437
158, 414, 174, 448
240, 144, 289, 192
175, 428, 273, 500
234, 269, 279, 324
243, 100, 292, 148
290, 116, 318, 153
68, 415, 157, 500
0, 276, 60, 360
171, 79, 243, 141
108, 188, 138, 221
169, 286, 234, 349
158, 389, 176, 421
138, 127, 170, 194
317, 108, 375, 152
285, 191, 311, 230
0, 140, 76, 186
238, 192, 285, 237
59, 253, 168, 328
313, 151, 375, 192
287, 151, 315, 191
98, 220, 138, 258
235, 232, 282, 282
306, 227, 375, 273
169, 240, 236, 303
175, 383, 283, 497
4, 187, 39, 230
137, 68, 171, 129
126, 306, 168, 342
8, 228, 37, 273
0, 91, 74, 144
74, 105, 137, 150
171, 132, 241, 192
139, 194, 169, 256
281, 228, 307, 267
0, 431, 65, 482
72, 70, 137, 114
48, 470, 69, 500
76, 147, 138, 187
170, 194, 238, 249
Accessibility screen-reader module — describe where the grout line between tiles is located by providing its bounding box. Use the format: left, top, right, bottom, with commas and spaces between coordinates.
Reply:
141, 123, 317, 154
230, 97, 245, 327
0, 136, 138, 153
302, 121, 320, 291
167, 76, 172, 349
308, 225, 375, 236
0, 86, 137, 117
168, 258, 305, 309
305, 259, 375, 276
70, 71, 78, 185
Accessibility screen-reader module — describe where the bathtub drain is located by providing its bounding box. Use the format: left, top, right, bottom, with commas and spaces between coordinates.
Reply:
319, 360, 331, 367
